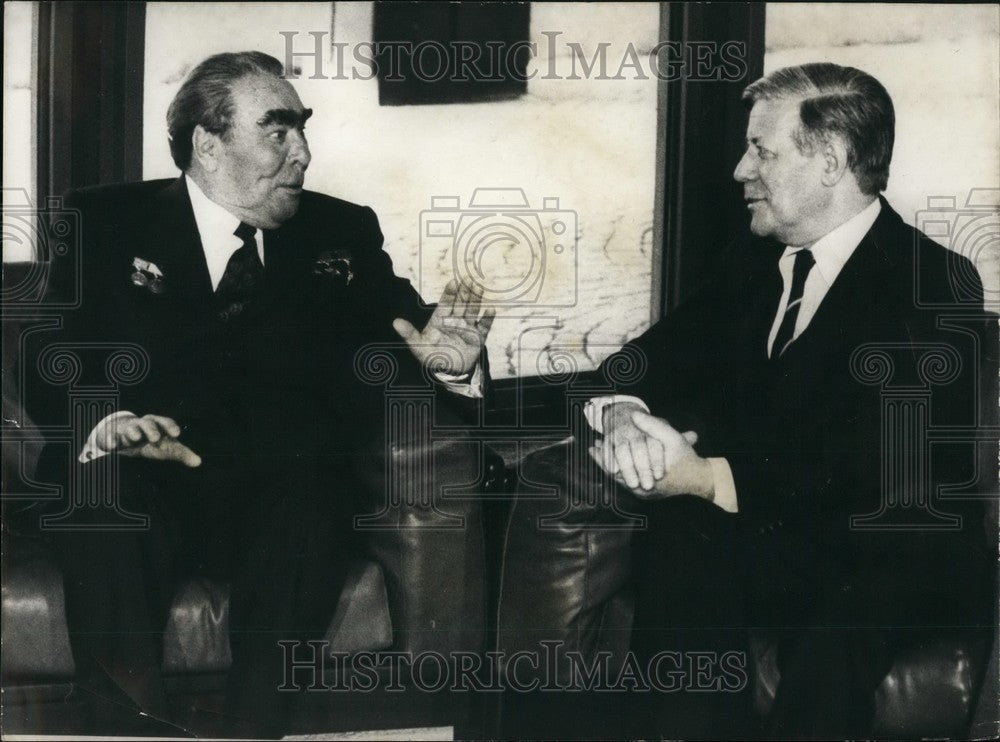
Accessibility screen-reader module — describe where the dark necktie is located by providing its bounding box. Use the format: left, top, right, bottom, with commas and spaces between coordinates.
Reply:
771, 248, 815, 358
216, 222, 263, 321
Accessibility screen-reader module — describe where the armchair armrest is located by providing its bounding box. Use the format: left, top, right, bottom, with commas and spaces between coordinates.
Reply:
354, 436, 493, 657
496, 439, 639, 681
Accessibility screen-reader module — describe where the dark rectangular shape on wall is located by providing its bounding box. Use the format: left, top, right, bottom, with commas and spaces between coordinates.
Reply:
373, 1, 531, 106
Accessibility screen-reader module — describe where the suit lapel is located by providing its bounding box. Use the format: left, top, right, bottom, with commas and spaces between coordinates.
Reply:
742, 240, 786, 363
145, 177, 215, 307
148, 180, 314, 321
250, 225, 307, 320
779, 201, 900, 362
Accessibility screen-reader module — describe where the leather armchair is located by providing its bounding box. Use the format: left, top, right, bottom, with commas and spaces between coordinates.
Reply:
497, 438, 997, 739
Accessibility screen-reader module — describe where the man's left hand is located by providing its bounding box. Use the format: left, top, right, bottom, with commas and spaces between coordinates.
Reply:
393, 279, 495, 375
589, 410, 715, 501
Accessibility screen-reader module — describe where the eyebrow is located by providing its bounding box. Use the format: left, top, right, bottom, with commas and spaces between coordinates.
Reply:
257, 108, 313, 128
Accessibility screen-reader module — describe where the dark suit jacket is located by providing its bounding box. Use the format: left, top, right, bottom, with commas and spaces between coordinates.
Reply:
605, 198, 997, 627
28, 177, 468, 466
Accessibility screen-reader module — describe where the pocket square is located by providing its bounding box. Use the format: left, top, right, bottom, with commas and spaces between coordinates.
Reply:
313, 250, 354, 285
131, 257, 166, 294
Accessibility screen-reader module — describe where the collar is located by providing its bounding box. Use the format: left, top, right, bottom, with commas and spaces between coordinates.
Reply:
781, 198, 881, 283
185, 174, 263, 290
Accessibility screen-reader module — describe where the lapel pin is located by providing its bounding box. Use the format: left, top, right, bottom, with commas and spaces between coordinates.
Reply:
131, 257, 166, 293
313, 251, 354, 285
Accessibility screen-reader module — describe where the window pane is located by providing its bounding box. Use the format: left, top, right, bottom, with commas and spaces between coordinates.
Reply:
765, 3, 1000, 302
143, 2, 660, 378
3, 1, 38, 262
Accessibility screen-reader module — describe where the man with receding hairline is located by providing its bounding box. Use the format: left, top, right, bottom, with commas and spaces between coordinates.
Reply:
581, 62, 996, 736
27, 50, 493, 737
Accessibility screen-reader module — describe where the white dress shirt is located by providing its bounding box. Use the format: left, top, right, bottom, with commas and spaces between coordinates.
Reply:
188, 174, 483, 396
585, 198, 882, 513
186, 175, 264, 289
767, 198, 881, 357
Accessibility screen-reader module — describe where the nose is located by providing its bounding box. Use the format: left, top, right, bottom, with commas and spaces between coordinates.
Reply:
733, 149, 755, 183
289, 128, 311, 170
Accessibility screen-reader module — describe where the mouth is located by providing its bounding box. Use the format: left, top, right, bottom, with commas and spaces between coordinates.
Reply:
745, 197, 766, 209
279, 184, 304, 195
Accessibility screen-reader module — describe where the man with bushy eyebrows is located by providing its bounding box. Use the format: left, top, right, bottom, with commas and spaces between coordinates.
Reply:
27, 50, 493, 737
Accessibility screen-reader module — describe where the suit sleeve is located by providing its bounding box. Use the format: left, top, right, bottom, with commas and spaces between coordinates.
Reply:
329, 206, 486, 432
596, 256, 742, 436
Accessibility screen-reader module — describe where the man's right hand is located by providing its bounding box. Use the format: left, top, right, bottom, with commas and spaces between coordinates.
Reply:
93, 413, 202, 467
600, 401, 665, 491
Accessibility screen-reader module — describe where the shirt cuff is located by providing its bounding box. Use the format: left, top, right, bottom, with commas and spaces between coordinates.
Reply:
433, 363, 484, 399
79, 411, 137, 463
707, 457, 739, 513
583, 395, 650, 434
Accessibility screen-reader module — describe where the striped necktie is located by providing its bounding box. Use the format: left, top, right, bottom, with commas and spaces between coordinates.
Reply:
771, 248, 815, 357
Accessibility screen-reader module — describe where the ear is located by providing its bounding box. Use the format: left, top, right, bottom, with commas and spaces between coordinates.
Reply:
820, 135, 850, 187
191, 125, 222, 173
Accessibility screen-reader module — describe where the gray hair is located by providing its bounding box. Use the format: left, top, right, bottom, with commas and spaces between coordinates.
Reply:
166, 51, 285, 170
743, 63, 894, 194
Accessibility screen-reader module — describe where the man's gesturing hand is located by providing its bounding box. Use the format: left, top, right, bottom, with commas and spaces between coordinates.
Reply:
393, 279, 496, 375
94, 413, 202, 467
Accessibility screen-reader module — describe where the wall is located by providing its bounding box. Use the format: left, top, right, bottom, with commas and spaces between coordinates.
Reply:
765, 2, 1000, 304
143, 1, 661, 378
